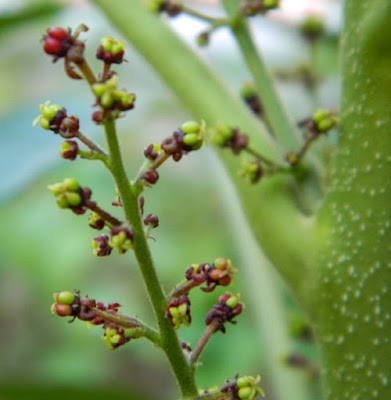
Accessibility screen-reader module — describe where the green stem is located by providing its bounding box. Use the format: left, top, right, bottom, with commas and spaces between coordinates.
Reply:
182, 5, 226, 26
221, 0, 299, 150
103, 118, 198, 398
75, 130, 106, 155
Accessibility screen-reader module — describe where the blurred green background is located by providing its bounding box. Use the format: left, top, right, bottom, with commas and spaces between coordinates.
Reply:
0, 1, 339, 399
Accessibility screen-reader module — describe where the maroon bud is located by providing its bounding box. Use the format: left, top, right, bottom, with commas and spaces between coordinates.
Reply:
144, 144, 159, 160
96, 45, 124, 64
92, 234, 112, 256
144, 213, 159, 228
161, 136, 179, 155
59, 115, 80, 138
60, 140, 78, 160
92, 110, 104, 124
172, 152, 183, 162
49, 108, 68, 133
142, 169, 159, 185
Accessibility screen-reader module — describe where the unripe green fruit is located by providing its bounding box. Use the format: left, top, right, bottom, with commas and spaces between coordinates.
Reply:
65, 192, 82, 206
183, 133, 199, 146
181, 121, 200, 134
226, 295, 240, 309
101, 91, 114, 108
237, 376, 252, 388
63, 178, 79, 192
56, 291, 75, 305
238, 387, 252, 399
56, 194, 70, 209
40, 118, 50, 130
312, 109, 330, 124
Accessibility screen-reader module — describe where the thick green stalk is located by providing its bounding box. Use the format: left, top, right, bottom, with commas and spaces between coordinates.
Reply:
312, 1, 391, 398
221, 0, 300, 149
93, 0, 316, 308
103, 119, 198, 398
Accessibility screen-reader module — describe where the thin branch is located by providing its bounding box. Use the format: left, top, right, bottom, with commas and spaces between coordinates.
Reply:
222, 0, 300, 150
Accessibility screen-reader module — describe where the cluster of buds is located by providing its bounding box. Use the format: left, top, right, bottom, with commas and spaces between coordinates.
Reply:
185, 258, 237, 293
242, 0, 280, 16
221, 375, 265, 399
165, 295, 191, 329
211, 125, 249, 155
34, 101, 80, 138
147, 0, 182, 17
96, 36, 125, 64
239, 160, 263, 184
205, 293, 243, 333
160, 121, 204, 161
92, 75, 136, 114
42, 25, 88, 79
240, 84, 263, 118
298, 109, 338, 135
286, 109, 338, 166
108, 226, 134, 254
48, 178, 91, 215
92, 234, 112, 256
51, 291, 130, 350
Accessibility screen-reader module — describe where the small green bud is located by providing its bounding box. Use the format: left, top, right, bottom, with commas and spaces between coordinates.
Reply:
312, 109, 330, 124
300, 16, 325, 40
48, 182, 64, 196
56, 291, 75, 305
211, 124, 233, 146
181, 120, 200, 134
240, 83, 257, 100
40, 118, 50, 130
65, 192, 82, 207
56, 194, 70, 209
237, 376, 253, 388
312, 109, 338, 132
238, 387, 253, 399
101, 91, 114, 108
183, 133, 200, 146
226, 294, 240, 309
40, 102, 62, 120
63, 178, 80, 192
92, 83, 106, 97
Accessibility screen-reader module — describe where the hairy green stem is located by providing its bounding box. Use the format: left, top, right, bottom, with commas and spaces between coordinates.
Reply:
221, 0, 300, 150
103, 119, 198, 398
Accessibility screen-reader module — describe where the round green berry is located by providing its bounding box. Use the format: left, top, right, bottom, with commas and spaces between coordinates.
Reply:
181, 121, 200, 134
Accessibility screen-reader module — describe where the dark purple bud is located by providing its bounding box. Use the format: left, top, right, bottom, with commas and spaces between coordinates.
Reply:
59, 115, 80, 138
144, 144, 159, 160
142, 169, 159, 185
143, 213, 159, 228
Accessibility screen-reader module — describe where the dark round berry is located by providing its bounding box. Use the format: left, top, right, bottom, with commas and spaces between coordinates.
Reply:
43, 36, 62, 55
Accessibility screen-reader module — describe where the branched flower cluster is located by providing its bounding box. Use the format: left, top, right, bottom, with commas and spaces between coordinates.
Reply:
37, 22, 266, 399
